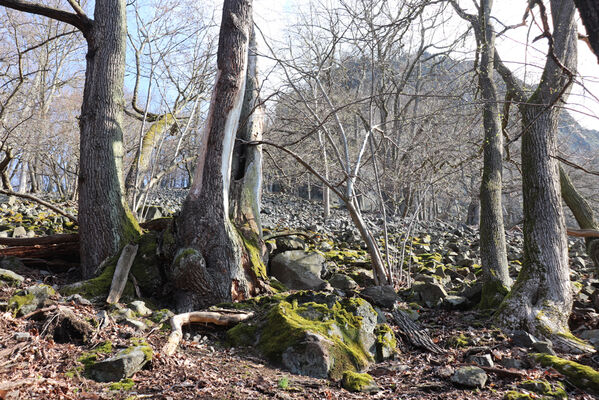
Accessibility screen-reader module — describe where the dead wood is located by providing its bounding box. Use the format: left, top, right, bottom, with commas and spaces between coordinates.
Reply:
567, 228, 599, 238
162, 310, 255, 356
0, 242, 78, 259
391, 307, 445, 354
106, 244, 139, 304
0, 233, 79, 246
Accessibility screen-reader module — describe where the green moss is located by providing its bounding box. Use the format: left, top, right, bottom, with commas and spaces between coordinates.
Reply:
278, 376, 289, 390
129, 232, 162, 294
77, 341, 113, 369
269, 277, 287, 293
257, 298, 373, 380
519, 379, 567, 399
236, 226, 267, 281
478, 279, 510, 309
341, 371, 376, 392
227, 323, 258, 347
534, 353, 599, 394
374, 324, 397, 361
60, 259, 134, 300
109, 378, 135, 391
128, 337, 153, 362
7, 293, 35, 316
448, 333, 471, 348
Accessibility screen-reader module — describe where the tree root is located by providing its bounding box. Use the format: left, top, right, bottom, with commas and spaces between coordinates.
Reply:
162, 310, 254, 356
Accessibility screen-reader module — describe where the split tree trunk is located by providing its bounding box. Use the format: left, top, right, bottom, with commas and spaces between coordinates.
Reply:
494, 0, 590, 352
574, 0, 599, 62
172, 0, 265, 311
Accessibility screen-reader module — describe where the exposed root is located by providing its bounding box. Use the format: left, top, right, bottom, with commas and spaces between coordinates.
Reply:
162, 310, 254, 356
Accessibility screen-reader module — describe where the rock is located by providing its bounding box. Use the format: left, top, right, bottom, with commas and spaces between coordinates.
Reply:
341, 371, 379, 393
450, 366, 488, 388
467, 353, 494, 367
0, 268, 24, 287
64, 294, 92, 306
282, 332, 332, 379
130, 300, 152, 317
328, 273, 358, 291
532, 340, 556, 355
572, 256, 585, 269
8, 284, 57, 316
13, 332, 31, 342
411, 281, 448, 307
580, 329, 599, 347
360, 285, 398, 308
275, 236, 306, 253
87, 341, 153, 382
270, 250, 327, 290
374, 324, 397, 361
443, 295, 468, 310
350, 269, 375, 287
436, 365, 455, 379
123, 318, 148, 331
12, 226, 27, 238
511, 330, 538, 348
500, 358, 528, 370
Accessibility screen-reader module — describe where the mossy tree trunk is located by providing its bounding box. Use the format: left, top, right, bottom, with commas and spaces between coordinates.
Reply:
560, 166, 599, 269
0, 0, 141, 279
493, 0, 591, 352
172, 0, 267, 311
451, 0, 511, 308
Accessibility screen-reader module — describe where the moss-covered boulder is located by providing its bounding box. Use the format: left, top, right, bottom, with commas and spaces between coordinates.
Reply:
341, 371, 379, 393
86, 338, 153, 382
518, 379, 567, 399
0, 268, 24, 287
8, 284, 57, 316
227, 292, 396, 379
533, 353, 599, 395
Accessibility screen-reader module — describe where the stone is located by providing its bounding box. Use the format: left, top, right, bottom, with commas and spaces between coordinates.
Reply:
8, 284, 57, 316
450, 366, 488, 388
580, 329, 599, 348
13, 332, 31, 342
341, 371, 379, 393
328, 273, 358, 291
275, 236, 306, 253
436, 365, 455, 379
0, 268, 24, 286
270, 250, 326, 290
467, 353, 494, 367
532, 340, 556, 355
572, 256, 585, 269
500, 358, 528, 370
130, 300, 152, 317
443, 295, 468, 310
511, 330, 538, 348
87, 344, 152, 382
282, 332, 331, 379
360, 285, 398, 309
123, 318, 148, 331
411, 281, 448, 307
64, 294, 92, 306
12, 226, 27, 238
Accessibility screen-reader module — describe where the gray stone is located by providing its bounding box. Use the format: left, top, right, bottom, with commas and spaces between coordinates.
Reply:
12, 226, 27, 238
8, 284, 56, 316
500, 358, 528, 370
130, 300, 152, 317
436, 365, 455, 379
13, 332, 31, 342
443, 295, 468, 309
87, 345, 152, 382
282, 332, 332, 379
572, 256, 585, 269
270, 250, 326, 290
275, 236, 306, 253
64, 294, 92, 306
360, 285, 398, 309
511, 330, 538, 348
467, 353, 494, 367
532, 340, 556, 355
411, 281, 448, 307
451, 366, 488, 388
328, 273, 358, 291
0, 268, 24, 286
123, 318, 148, 331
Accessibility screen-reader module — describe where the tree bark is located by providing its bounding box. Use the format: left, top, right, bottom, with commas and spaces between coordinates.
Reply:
173, 0, 263, 311
494, 0, 591, 352
77, 0, 140, 278
560, 166, 599, 269
574, 0, 599, 62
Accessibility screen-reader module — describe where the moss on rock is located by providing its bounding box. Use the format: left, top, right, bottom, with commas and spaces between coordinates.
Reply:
341, 371, 378, 393
534, 353, 599, 395
374, 324, 397, 361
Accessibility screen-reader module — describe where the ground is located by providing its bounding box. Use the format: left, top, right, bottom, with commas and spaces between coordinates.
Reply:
1, 266, 598, 399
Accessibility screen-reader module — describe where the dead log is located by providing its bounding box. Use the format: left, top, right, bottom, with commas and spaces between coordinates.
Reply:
106, 244, 138, 304
567, 228, 599, 238
0, 242, 78, 259
391, 307, 445, 354
162, 310, 254, 356
0, 233, 79, 246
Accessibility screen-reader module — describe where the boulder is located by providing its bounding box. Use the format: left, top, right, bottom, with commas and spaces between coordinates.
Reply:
87, 341, 152, 382
270, 251, 326, 290
8, 284, 57, 316
360, 285, 398, 309
275, 236, 306, 253
0, 268, 24, 287
411, 281, 448, 307
328, 273, 358, 291
450, 366, 487, 388
341, 371, 379, 393
12, 226, 27, 238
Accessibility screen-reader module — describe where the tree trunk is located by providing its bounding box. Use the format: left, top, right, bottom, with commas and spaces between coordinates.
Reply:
494, 0, 589, 352
173, 0, 263, 311
560, 166, 599, 269
574, 0, 599, 62
78, 0, 140, 278
476, 0, 511, 308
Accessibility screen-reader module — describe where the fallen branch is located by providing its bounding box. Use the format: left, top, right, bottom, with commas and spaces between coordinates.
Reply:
106, 244, 139, 304
162, 310, 254, 356
391, 307, 445, 354
0, 233, 78, 246
567, 228, 599, 238
0, 242, 78, 258
263, 230, 317, 241
0, 190, 78, 224
475, 365, 528, 379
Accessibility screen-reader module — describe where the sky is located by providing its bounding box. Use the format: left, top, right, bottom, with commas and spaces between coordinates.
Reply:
252, 0, 599, 130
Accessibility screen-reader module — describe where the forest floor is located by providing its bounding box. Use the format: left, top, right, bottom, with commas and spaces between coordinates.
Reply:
1, 263, 597, 400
